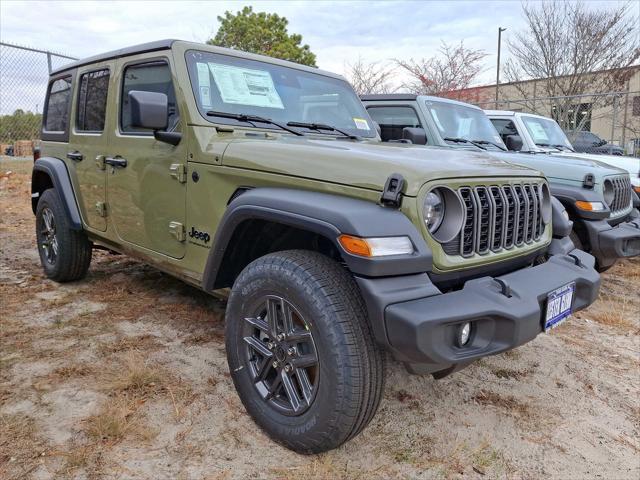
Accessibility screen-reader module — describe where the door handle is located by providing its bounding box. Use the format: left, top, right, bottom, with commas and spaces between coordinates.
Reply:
67, 151, 83, 162
104, 156, 128, 168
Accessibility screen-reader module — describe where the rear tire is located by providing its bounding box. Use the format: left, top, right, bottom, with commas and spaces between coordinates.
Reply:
35, 188, 92, 282
225, 250, 384, 453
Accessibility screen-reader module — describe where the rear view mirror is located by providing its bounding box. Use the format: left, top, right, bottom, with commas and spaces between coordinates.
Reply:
129, 90, 169, 130
505, 134, 523, 151
402, 127, 427, 145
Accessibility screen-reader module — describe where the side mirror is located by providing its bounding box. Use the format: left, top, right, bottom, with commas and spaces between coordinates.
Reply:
129, 91, 181, 146
505, 134, 523, 151
129, 90, 169, 130
402, 127, 427, 145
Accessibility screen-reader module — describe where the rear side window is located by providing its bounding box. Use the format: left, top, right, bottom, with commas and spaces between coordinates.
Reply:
367, 106, 421, 142
44, 76, 72, 134
120, 61, 179, 134
77, 69, 110, 132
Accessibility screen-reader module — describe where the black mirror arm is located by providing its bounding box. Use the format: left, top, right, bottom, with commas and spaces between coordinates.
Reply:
154, 130, 182, 146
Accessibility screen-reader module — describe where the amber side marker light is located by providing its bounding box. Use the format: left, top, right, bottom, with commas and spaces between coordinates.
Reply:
634, 185, 640, 194
575, 200, 605, 212
338, 234, 414, 257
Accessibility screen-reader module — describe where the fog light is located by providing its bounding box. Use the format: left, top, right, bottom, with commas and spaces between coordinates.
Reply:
457, 322, 472, 347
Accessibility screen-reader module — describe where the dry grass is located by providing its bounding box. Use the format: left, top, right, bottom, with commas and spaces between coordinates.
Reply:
84, 396, 156, 444
588, 296, 638, 330
102, 351, 162, 395
472, 390, 532, 418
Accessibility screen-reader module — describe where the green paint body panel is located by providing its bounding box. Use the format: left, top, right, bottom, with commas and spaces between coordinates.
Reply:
40, 40, 551, 286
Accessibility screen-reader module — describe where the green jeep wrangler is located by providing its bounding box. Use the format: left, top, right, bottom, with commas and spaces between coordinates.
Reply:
32, 40, 600, 453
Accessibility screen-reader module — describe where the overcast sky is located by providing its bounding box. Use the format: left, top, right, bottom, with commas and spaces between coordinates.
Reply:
0, 0, 631, 113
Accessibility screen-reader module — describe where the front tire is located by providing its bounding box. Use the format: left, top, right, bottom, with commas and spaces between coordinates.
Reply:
35, 188, 92, 282
225, 250, 384, 453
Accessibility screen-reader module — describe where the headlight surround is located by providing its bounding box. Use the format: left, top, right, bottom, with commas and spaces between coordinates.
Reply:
602, 179, 615, 207
422, 187, 464, 243
539, 183, 552, 224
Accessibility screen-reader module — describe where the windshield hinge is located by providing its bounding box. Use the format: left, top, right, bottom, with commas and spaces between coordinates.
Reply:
380, 173, 405, 208
169, 163, 187, 183
583, 173, 595, 189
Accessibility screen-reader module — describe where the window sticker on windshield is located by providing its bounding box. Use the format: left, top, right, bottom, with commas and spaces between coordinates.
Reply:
527, 121, 549, 142
207, 63, 284, 109
196, 63, 212, 109
353, 117, 370, 130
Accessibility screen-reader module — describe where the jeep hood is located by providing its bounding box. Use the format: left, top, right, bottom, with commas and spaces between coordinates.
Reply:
220, 136, 542, 196
557, 152, 639, 183
488, 151, 628, 185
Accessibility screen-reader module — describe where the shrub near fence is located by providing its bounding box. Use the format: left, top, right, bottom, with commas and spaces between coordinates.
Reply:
0, 42, 76, 158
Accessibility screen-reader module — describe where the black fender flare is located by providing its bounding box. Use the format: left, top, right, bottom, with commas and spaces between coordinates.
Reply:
201, 188, 432, 291
31, 157, 83, 230
550, 183, 609, 221
550, 197, 573, 238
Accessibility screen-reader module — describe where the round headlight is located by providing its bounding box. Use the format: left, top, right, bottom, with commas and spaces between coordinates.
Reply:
602, 179, 615, 207
424, 190, 444, 232
422, 187, 465, 243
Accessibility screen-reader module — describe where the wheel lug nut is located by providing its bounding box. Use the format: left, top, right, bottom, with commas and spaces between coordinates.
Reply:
284, 364, 292, 373
277, 334, 285, 341
272, 361, 279, 369
287, 347, 295, 356
267, 342, 275, 350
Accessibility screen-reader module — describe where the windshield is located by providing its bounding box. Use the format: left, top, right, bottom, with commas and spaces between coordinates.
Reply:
521, 115, 573, 150
185, 50, 376, 138
426, 100, 505, 148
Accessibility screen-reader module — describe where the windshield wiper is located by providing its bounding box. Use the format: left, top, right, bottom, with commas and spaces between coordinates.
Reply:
471, 139, 506, 151
286, 121, 361, 140
443, 137, 487, 150
205, 111, 304, 136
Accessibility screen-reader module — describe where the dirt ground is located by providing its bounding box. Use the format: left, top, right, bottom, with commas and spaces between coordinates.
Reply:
1, 157, 639, 480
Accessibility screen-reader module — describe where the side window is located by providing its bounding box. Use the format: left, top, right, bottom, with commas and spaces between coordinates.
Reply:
367, 106, 421, 142
120, 61, 179, 134
43, 76, 72, 134
490, 119, 518, 138
77, 69, 110, 132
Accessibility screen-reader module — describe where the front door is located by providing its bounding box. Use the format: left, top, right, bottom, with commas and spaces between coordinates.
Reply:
106, 56, 186, 259
68, 62, 113, 231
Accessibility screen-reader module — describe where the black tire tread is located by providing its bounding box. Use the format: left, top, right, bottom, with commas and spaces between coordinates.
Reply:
36, 188, 92, 282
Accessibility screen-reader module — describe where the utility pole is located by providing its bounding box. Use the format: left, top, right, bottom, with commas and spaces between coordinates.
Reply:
495, 27, 506, 108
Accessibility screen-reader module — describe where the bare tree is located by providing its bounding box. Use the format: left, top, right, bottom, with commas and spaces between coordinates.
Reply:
345, 57, 396, 95
394, 42, 487, 97
504, 1, 639, 132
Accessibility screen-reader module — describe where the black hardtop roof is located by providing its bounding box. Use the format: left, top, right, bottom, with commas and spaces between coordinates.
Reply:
359, 94, 419, 101
50, 39, 177, 75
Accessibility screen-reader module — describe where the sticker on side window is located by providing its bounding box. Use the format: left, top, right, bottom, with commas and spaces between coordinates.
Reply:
207, 63, 284, 109
196, 63, 212, 109
353, 118, 370, 130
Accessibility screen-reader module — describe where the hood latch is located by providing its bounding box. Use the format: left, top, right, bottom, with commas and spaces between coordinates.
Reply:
380, 173, 405, 208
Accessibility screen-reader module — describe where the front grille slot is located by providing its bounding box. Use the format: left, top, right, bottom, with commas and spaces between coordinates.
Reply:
609, 175, 631, 216
449, 182, 546, 258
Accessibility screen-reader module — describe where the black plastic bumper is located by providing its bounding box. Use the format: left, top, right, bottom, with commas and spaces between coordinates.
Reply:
356, 247, 600, 375
584, 216, 640, 268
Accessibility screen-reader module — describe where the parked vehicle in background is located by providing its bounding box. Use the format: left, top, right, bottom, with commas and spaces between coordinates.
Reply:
361, 94, 640, 272
566, 130, 624, 156
32, 40, 601, 453
485, 110, 640, 192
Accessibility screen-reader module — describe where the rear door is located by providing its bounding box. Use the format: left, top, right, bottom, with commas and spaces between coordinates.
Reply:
106, 55, 186, 259
68, 62, 113, 231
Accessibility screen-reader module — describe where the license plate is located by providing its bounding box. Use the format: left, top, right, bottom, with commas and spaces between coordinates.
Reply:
544, 283, 575, 331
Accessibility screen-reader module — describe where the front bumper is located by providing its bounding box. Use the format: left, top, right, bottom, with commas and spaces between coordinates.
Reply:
356, 246, 600, 376
583, 214, 640, 268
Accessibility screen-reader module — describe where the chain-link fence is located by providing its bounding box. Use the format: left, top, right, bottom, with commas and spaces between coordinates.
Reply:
475, 91, 640, 157
0, 42, 77, 158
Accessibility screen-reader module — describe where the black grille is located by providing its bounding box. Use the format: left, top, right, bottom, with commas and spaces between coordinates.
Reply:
609, 175, 632, 216
446, 182, 546, 257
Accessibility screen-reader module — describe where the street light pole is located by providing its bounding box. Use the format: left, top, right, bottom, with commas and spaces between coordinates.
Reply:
495, 27, 506, 108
